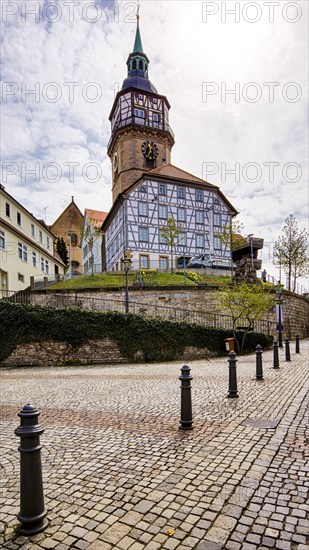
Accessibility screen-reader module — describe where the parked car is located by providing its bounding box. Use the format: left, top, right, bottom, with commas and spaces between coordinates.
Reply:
177, 256, 192, 269
187, 253, 233, 270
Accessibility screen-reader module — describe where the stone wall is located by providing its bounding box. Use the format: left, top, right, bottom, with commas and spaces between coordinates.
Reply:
32, 286, 309, 340
1, 338, 209, 367
2, 339, 125, 367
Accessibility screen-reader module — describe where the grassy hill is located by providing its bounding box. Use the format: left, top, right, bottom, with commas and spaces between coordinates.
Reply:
48, 271, 233, 291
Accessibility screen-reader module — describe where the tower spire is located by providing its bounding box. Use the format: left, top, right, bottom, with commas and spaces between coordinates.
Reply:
133, 0, 143, 53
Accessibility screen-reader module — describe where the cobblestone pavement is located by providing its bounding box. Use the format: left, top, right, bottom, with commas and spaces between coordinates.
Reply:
1, 340, 308, 550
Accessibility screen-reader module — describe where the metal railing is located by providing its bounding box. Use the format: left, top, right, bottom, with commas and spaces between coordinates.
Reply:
0, 290, 274, 335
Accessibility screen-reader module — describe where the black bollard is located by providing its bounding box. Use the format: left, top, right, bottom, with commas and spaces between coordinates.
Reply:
227, 350, 239, 398
285, 338, 291, 361
255, 344, 264, 381
273, 340, 280, 369
179, 364, 193, 430
296, 335, 300, 354
15, 404, 48, 536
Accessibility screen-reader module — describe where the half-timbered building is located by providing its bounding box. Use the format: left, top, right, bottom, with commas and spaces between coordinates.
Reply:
102, 15, 237, 271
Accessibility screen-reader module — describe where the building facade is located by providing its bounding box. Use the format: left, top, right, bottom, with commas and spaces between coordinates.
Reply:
0, 184, 65, 292
102, 17, 237, 272
81, 209, 107, 275
50, 197, 84, 277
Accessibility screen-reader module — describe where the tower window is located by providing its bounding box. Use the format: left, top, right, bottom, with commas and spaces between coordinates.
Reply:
139, 60, 143, 70
132, 60, 137, 70
134, 108, 145, 119
70, 232, 78, 246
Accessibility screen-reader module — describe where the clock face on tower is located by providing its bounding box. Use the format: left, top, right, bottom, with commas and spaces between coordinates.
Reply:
141, 141, 158, 161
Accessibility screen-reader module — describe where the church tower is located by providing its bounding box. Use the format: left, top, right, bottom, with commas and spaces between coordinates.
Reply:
108, 11, 175, 202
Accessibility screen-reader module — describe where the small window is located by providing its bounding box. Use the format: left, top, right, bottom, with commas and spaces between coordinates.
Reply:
70, 233, 78, 246
132, 60, 137, 70
140, 255, 149, 269
45, 260, 49, 274
159, 205, 168, 219
31, 223, 35, 237
196, 211, 204, 225
0, 230, 5, 249
32, 252, 37, 268
214, 214, 222, 227
178, 187, 186, 200
139, 60, 143, 70
18, 242, 27, 262
196, 189, 204, 202
18, 273, 25, 283
134, 108, 145, 119
46, 236, 50, 250
83, 245, 88, 258
41, 257, 44, 271
214, 198, 220, 205
39, 231, 43, 243
17, 212, 22, 226
177, 208, 186, 222
178, 232, 187, 246
214, 236, 222, 250
139, 227, 149, 243
159, 257, 168, 271
159, 183, 167, 196
138, 202, 148, 217
5, 203, 10, 217
139, 185, 147, 193
196, 234, 204, 248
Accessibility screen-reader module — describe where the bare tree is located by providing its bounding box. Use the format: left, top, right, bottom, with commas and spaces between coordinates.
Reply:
273, 215, 308, 291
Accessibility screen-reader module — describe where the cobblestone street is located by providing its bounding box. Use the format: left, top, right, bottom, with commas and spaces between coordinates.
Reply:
1, 341, 308, 550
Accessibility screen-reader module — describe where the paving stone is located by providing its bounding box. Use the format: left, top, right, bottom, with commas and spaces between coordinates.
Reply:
1, 343, 308, 550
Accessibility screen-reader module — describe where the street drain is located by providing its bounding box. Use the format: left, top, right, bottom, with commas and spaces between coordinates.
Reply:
242, 418, 280, 429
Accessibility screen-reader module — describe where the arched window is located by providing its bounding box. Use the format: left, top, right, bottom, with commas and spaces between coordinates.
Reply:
132, 60, 137, 70
139, 60, 143, 71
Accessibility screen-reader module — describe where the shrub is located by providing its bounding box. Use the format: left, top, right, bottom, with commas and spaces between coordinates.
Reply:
0, 301, 273, 363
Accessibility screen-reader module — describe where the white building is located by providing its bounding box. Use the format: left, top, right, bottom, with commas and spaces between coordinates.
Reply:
103, 164, 236, 272
82, 209, 107, 275
0, 184, 65, 293
103, 18, 237, 271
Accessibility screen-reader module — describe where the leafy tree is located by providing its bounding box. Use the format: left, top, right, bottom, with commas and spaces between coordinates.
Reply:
273, 215, 308, 292
56, 237, 69, 268
216, 218, 245, 251
215, 284, 275, 352
160, 216, 184, 272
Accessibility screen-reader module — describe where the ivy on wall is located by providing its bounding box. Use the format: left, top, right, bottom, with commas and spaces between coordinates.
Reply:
0, 302, 273, 363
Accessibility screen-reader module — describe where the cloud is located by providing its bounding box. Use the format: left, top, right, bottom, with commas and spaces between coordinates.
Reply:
1, 0, 308, 286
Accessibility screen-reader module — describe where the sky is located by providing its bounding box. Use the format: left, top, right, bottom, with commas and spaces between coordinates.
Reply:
1, 0, 308, 287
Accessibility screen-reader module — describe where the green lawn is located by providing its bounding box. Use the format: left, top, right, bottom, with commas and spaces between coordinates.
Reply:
48, 271, 200, 290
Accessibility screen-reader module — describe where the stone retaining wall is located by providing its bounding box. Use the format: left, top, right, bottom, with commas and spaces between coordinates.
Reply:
33, 286, 309, 339
1, 339, 209, 367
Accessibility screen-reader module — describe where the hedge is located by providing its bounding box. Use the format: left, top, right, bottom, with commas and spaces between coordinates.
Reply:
0, 301, 273, 363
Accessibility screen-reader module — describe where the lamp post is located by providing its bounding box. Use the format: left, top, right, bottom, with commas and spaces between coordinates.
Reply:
122, 257, 131, 313
275, 284, 284, 348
